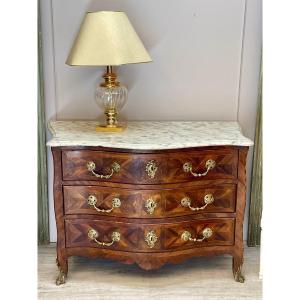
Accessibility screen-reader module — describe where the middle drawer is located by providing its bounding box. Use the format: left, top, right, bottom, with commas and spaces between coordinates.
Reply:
64, 185, 236, 218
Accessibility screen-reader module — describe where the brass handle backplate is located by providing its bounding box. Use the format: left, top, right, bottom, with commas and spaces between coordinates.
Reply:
87, 161, 120, 179
145, 160, 158, 179
181, 228, 213, 242
145, 230, 158, 248
145, 198, 157, 214
183, 159, 216, 177
88, 229, 120, 247
87, 195, 121, 213
181, 194, 214, 211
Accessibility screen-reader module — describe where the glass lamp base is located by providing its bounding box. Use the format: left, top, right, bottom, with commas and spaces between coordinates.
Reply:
95, 67, 129, 133
95, 123, 127, 132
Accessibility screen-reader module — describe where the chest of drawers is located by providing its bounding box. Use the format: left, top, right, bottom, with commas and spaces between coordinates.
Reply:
48, 121, 253, 285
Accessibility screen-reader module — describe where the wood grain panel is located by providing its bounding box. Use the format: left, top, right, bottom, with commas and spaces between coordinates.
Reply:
164, 218, 234, 250
64, 185, 236, 217
52, 148, 68, 277
62, 149, 238, 183
65, 219, 140, 252
164, 186, 236, 216
65, 218, 234, 252
52, 145, 249, 280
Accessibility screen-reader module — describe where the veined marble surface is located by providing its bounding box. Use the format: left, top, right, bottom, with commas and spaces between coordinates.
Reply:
47, 121, 253, 149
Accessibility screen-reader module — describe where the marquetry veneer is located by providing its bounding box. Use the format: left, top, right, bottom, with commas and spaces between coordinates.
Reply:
48, 121, 252, 285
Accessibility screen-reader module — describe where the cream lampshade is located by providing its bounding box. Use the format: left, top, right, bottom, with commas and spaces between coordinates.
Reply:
66, 11, 152, 132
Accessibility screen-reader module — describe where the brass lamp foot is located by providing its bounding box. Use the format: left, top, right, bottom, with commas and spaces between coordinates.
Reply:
95, 107, 127, 132
96, 124, 126, 132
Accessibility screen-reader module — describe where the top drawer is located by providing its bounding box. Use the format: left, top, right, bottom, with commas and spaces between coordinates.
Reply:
62, 148, 238, 184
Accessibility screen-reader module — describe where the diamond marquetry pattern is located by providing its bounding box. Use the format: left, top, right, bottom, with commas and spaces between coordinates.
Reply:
64, 185, 236, 217
65, 218, 235, 251
62, 149, 238, 183
163, 219, 235, 250
65, 219, 139, 251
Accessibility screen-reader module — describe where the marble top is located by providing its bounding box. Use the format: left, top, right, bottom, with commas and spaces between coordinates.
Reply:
47, 121, 253, 149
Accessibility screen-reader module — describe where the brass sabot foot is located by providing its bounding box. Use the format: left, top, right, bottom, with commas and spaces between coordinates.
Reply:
56, 268, 66, 285
234, 268, 245, 283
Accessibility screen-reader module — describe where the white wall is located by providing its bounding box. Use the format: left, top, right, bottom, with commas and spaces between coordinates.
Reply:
41, 0, 262, 242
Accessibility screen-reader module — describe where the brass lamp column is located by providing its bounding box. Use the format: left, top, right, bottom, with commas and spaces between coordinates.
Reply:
102, 66, 119, 129
66, 11, 152, 132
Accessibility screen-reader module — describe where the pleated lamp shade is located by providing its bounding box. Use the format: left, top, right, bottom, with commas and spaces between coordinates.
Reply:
66, 11, 152, 66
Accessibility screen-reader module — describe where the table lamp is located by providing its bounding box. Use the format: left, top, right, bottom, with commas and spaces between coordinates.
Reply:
66, 11, 152, 132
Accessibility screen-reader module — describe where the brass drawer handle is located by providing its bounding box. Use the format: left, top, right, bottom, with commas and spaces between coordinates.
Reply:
88, 229, 120, 247
145, 198, 157, 214
87, 161, 120, 179
181, 228, 213, 242
87, 195, 121, 213
145, 230, 158, 248
145, 160, 158, 178
183, 159, 216, 177
181, 194, 214, 211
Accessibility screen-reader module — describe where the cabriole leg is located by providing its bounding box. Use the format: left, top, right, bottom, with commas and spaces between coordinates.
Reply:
232, 255, 245, 283
56, 256, 68, 285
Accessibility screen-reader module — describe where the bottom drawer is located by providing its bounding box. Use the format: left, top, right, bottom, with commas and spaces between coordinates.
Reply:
65, 218, 235, 252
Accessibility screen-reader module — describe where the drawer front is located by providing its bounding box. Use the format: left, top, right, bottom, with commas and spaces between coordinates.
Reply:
65, 219, 162, 252
65, 218, 234, 251
64, 185, 236, 217
163, 218, 235, 250
62, 149, 238, 183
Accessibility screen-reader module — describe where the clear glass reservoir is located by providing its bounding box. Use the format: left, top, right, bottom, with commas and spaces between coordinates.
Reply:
95, 85, 128, 112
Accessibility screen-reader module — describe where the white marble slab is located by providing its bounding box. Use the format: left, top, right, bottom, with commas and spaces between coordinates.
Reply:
47, 121, 253, 149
